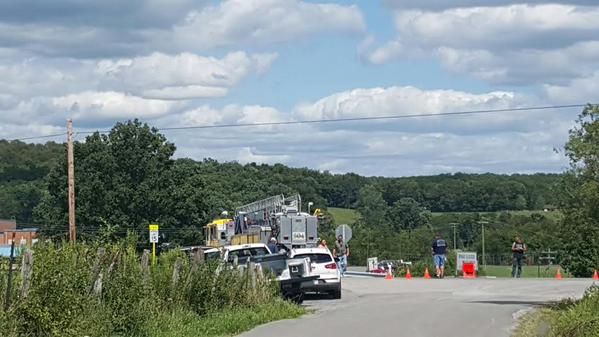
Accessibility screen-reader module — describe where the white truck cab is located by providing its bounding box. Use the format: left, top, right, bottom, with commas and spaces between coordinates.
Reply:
222, 243, 272, 264
222, 243, 318, 304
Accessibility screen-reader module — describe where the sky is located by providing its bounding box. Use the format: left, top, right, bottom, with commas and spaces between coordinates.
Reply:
1, 0, 598, 177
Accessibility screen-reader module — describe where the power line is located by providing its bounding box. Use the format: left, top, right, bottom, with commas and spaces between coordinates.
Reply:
4, 103, 589, 141
8, 132, 67, 142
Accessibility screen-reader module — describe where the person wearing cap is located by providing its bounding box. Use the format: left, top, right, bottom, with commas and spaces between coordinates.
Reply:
267, 237, 279, 254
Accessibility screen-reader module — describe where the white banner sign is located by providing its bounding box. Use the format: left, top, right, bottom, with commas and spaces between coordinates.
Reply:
456, 251, 478, 271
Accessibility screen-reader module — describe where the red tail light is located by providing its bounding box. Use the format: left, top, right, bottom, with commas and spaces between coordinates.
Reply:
325, 263, 337, 269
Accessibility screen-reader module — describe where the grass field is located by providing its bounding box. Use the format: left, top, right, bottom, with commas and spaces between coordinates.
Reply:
483, 264, 568, 278
328, 207, 562, 225
431, 210, 562, 221
328, 207, 359, 225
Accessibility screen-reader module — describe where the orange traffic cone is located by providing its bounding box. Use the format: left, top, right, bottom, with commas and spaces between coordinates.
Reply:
593, 270, 598, 281
424, 267, 431, 279
405, 267, 412, 280
385, 270, 394, 280
555, 267, 563, 280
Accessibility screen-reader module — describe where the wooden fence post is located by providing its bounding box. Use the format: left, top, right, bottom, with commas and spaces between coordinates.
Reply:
92, 273, 103, 300
88, 248, 106, 294
141, 249, 150, 280
20, 250, 34, 298
248, 262, 256, 289
171, 258, 182, 287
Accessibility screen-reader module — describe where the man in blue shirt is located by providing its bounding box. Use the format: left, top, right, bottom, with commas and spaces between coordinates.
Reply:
267, 237, 279, 254
432, 234, 448, 278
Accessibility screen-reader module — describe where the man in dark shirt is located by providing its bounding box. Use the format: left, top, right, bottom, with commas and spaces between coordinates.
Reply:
432, 234, 448, 278
333, 236, 349, 276
511, 236, 527, 278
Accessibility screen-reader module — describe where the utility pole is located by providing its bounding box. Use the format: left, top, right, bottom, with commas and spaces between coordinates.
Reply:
482, 224, 485, 270
450, 223, 458, 250
478, 221, 489, 271
450, 223, 458, 277
67, 119, 76, 243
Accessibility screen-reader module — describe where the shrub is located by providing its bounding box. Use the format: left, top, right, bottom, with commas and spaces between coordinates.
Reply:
0, 240, 289, 337
551, 285, 599, 337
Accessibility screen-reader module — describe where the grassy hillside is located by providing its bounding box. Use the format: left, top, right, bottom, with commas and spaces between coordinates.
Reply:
431, 210, 562, 221
328, 207, 359, 225
329, 207, 562, 224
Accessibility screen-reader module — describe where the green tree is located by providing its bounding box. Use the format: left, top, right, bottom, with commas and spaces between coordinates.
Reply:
35, 120, 208, 243
386, 197, 431, 231
355, 185, 387, 227
558, 105, 599, 276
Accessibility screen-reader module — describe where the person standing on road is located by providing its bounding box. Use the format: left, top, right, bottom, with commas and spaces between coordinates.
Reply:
432, 234, 448, 278
333, 235, 349, 276
511, 236, 527, 278
319, 239, 329, 250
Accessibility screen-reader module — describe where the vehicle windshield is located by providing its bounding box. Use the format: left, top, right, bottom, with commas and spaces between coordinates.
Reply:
227, 247, 270, 262
205, 251, 221, 261
294, 253, 333, 264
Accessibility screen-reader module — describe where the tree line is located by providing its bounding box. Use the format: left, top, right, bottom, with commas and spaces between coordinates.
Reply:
1, 105, 597, 276
1, 127, 560, 229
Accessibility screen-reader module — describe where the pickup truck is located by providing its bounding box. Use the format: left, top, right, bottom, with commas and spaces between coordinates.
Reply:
222, 243, 317, 303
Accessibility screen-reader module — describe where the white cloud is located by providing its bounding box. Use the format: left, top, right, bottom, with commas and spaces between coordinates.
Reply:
393, 5, 599, 50
383, 0, 598, 10
544, 71, 599, 103
236, 147, 292, 165
96, 52, 278, 99
0, 0, 365, 58
294, 86, 539, 134
367, 4, 599, 86
171, 0, 366, 50
51, 91, 180, 121
437, 41, 599, 85
0, 51, 277, 125
2, 84, 576, 176
145, 85, 575, 176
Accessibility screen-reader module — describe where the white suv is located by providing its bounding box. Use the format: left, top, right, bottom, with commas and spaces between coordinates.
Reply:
290, 247, 341, 299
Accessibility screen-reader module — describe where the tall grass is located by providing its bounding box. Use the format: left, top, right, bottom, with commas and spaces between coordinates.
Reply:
0, 240, 302, 337
515, 285, 599, 337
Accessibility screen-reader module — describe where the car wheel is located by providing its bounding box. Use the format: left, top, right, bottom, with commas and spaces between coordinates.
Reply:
286, 292, 304, 304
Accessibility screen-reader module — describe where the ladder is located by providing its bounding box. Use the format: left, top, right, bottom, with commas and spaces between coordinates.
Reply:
234, 194, 302, 235
235, 194, 302, 216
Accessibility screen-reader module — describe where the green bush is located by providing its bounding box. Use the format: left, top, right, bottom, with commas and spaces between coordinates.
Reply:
515, 286, 599, 337
0, 241, 294, 337
551, 285, 599, 337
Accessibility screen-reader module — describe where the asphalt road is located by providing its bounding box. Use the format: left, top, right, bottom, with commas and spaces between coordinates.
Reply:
240, 277, 594, 337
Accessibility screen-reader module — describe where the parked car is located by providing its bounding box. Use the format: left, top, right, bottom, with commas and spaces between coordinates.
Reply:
289, 247, 341, 299
179, 245, 221, 261
248, 252, 317, 304
222, 243, 272, 264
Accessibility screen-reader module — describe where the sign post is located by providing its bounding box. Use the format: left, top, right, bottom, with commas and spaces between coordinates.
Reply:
335, 224, 352, 243
456, 251, 478, 276
149, 224, 159, 266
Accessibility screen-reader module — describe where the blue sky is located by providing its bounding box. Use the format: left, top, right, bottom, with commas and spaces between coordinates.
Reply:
0, 0, 597, 176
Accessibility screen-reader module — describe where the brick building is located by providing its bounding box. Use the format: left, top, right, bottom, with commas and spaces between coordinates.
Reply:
0, 219, 39, 246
